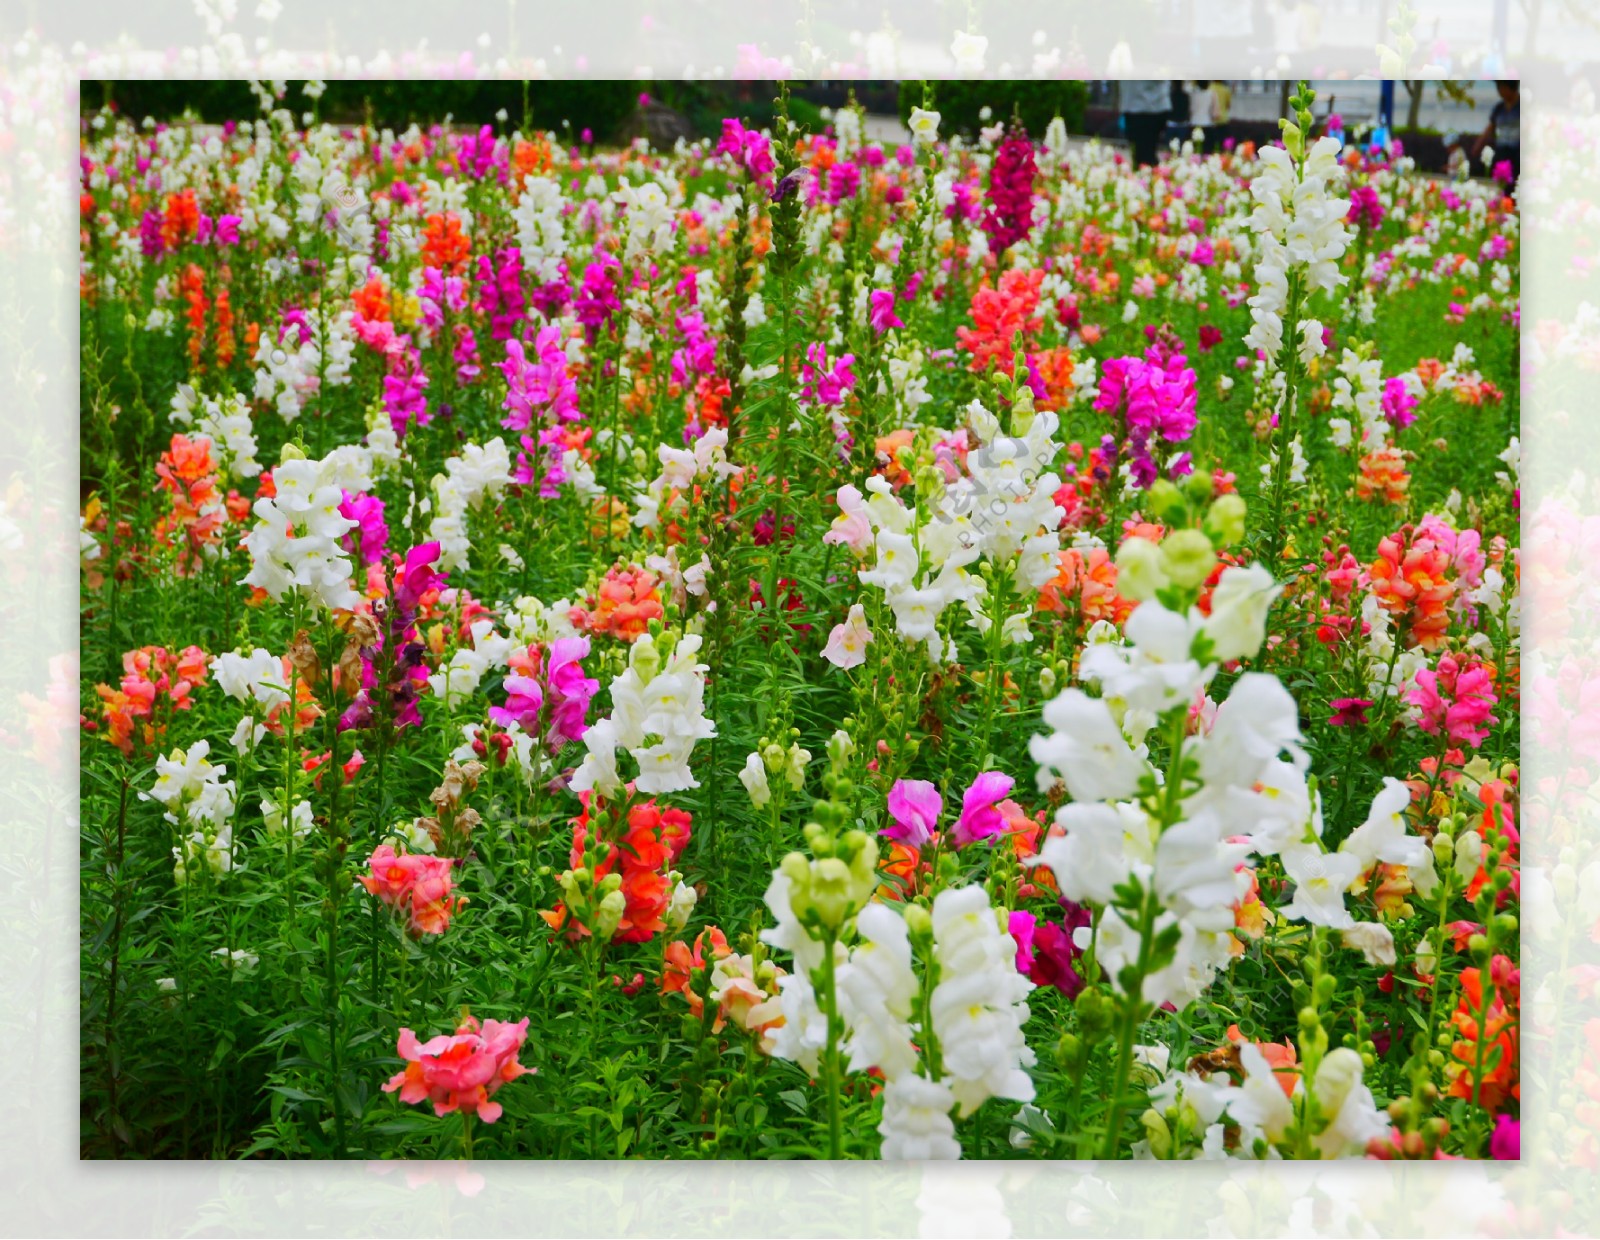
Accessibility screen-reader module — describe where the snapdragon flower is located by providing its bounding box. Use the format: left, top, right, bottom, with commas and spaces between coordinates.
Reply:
242, 448, 362, 610
570, 630, 717, 797
1243, 135, 1351, 363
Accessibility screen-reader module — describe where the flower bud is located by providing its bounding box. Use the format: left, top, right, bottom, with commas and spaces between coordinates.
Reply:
1281, 120, 1304, 160
628, 632, 661, 682
595, 888, 627, 942
1011, 385, 1036, 436
1115, 536, 1168, 602
1183, 471, 1214, 505
1140, 1108, 1173, 1159
808, 856, 856, 930
1203, 493, 1247, 546
1038, 665, 1057, 697
1146, 479, 1186, 525
1160, 528, 1217, 590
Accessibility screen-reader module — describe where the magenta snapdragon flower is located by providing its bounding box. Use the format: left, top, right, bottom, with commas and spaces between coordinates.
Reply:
869, 288, 905, 335
949, 771, 1015, 848
801, 343, 856, 407
339, 491, 389, 565
980, 125, 1038, 254
884, 780, 942, 849
1348, 183, 1385, 231
1094, 342, 1199, 488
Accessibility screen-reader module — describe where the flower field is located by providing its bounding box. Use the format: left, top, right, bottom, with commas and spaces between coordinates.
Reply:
78, 82, 1520, 1162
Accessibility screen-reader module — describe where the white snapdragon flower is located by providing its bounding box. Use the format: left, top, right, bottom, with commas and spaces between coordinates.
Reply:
739, 751, 772, 808
1029, 689, 1148, 803
929, 885, 1035, 1117
879, 1074, 961, 1160
242, 449, 361, 610
908, 107, 942, 147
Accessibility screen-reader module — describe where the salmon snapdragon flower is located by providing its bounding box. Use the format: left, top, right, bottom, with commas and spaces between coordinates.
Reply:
154, 432, 227, 573
1357, 446, 1411, 505
361, 843, 465, 937
383, 1014, 533, 1123
568, 566, 665, 643
94, 644, 210, 754
1368, 529, 1456, 652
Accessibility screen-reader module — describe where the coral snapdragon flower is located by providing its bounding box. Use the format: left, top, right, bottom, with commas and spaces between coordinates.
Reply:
361, 844, 465, 937
383, 1014, 533, 1122
1368, 529, 1456, 651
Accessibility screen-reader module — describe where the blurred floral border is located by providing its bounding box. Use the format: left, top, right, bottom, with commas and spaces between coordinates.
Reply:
3, 0, 1595, 1234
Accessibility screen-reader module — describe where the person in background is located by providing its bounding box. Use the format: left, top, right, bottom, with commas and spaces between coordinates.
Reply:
1473, 80, 1521, 195
1190, 80, 1218, 151
1121, 80, 1172, 167
1213, 79, 1233, 124
1162, 80, 1192, 150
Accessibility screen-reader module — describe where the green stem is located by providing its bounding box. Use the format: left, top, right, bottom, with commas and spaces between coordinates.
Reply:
818, 931, 845, 1159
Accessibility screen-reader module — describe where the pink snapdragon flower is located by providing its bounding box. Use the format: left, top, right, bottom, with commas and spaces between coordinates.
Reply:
949, 771, 1015, 847
884, 779, 942, 849
361, 844, 464, 937
383, 1014, 533, 1123
1407, 655, 1499, 748
869, 288, 905, 335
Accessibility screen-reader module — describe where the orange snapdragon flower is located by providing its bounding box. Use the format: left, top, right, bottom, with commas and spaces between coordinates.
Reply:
568, 566, 665, 643
662, 926, 732, 1018
1368, 529, 1456, 652
1357, 446, 1410, 505
421, 212, 471, 273
1226, 1024, 1300, 1097
1448, 954, 1520, 1112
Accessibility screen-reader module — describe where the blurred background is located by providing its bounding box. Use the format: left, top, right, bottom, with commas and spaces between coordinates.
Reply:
84, 76, 1514, 177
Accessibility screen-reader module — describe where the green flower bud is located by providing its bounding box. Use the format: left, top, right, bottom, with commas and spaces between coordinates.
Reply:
1039, 665, 1058, 697
780, 851, 810, 889
809, 856, 856, 930
1183, 470, 1214, 505
1203, 493, 1247, 546
628, 632, 661, 682
1011, 384, 1036, 435
1140, 1108, 1173, 1159
1161, 528, 1218, 590
1281, 119, 1304, 159
1115, 536, 1168, 602
1146, 479, 1186, 525
595, 888, 627, 942
1077, 987, 1116, 1042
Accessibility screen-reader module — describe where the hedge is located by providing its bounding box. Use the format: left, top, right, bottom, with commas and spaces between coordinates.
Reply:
896, 80, 1090, 139
85, 81, 640, 141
